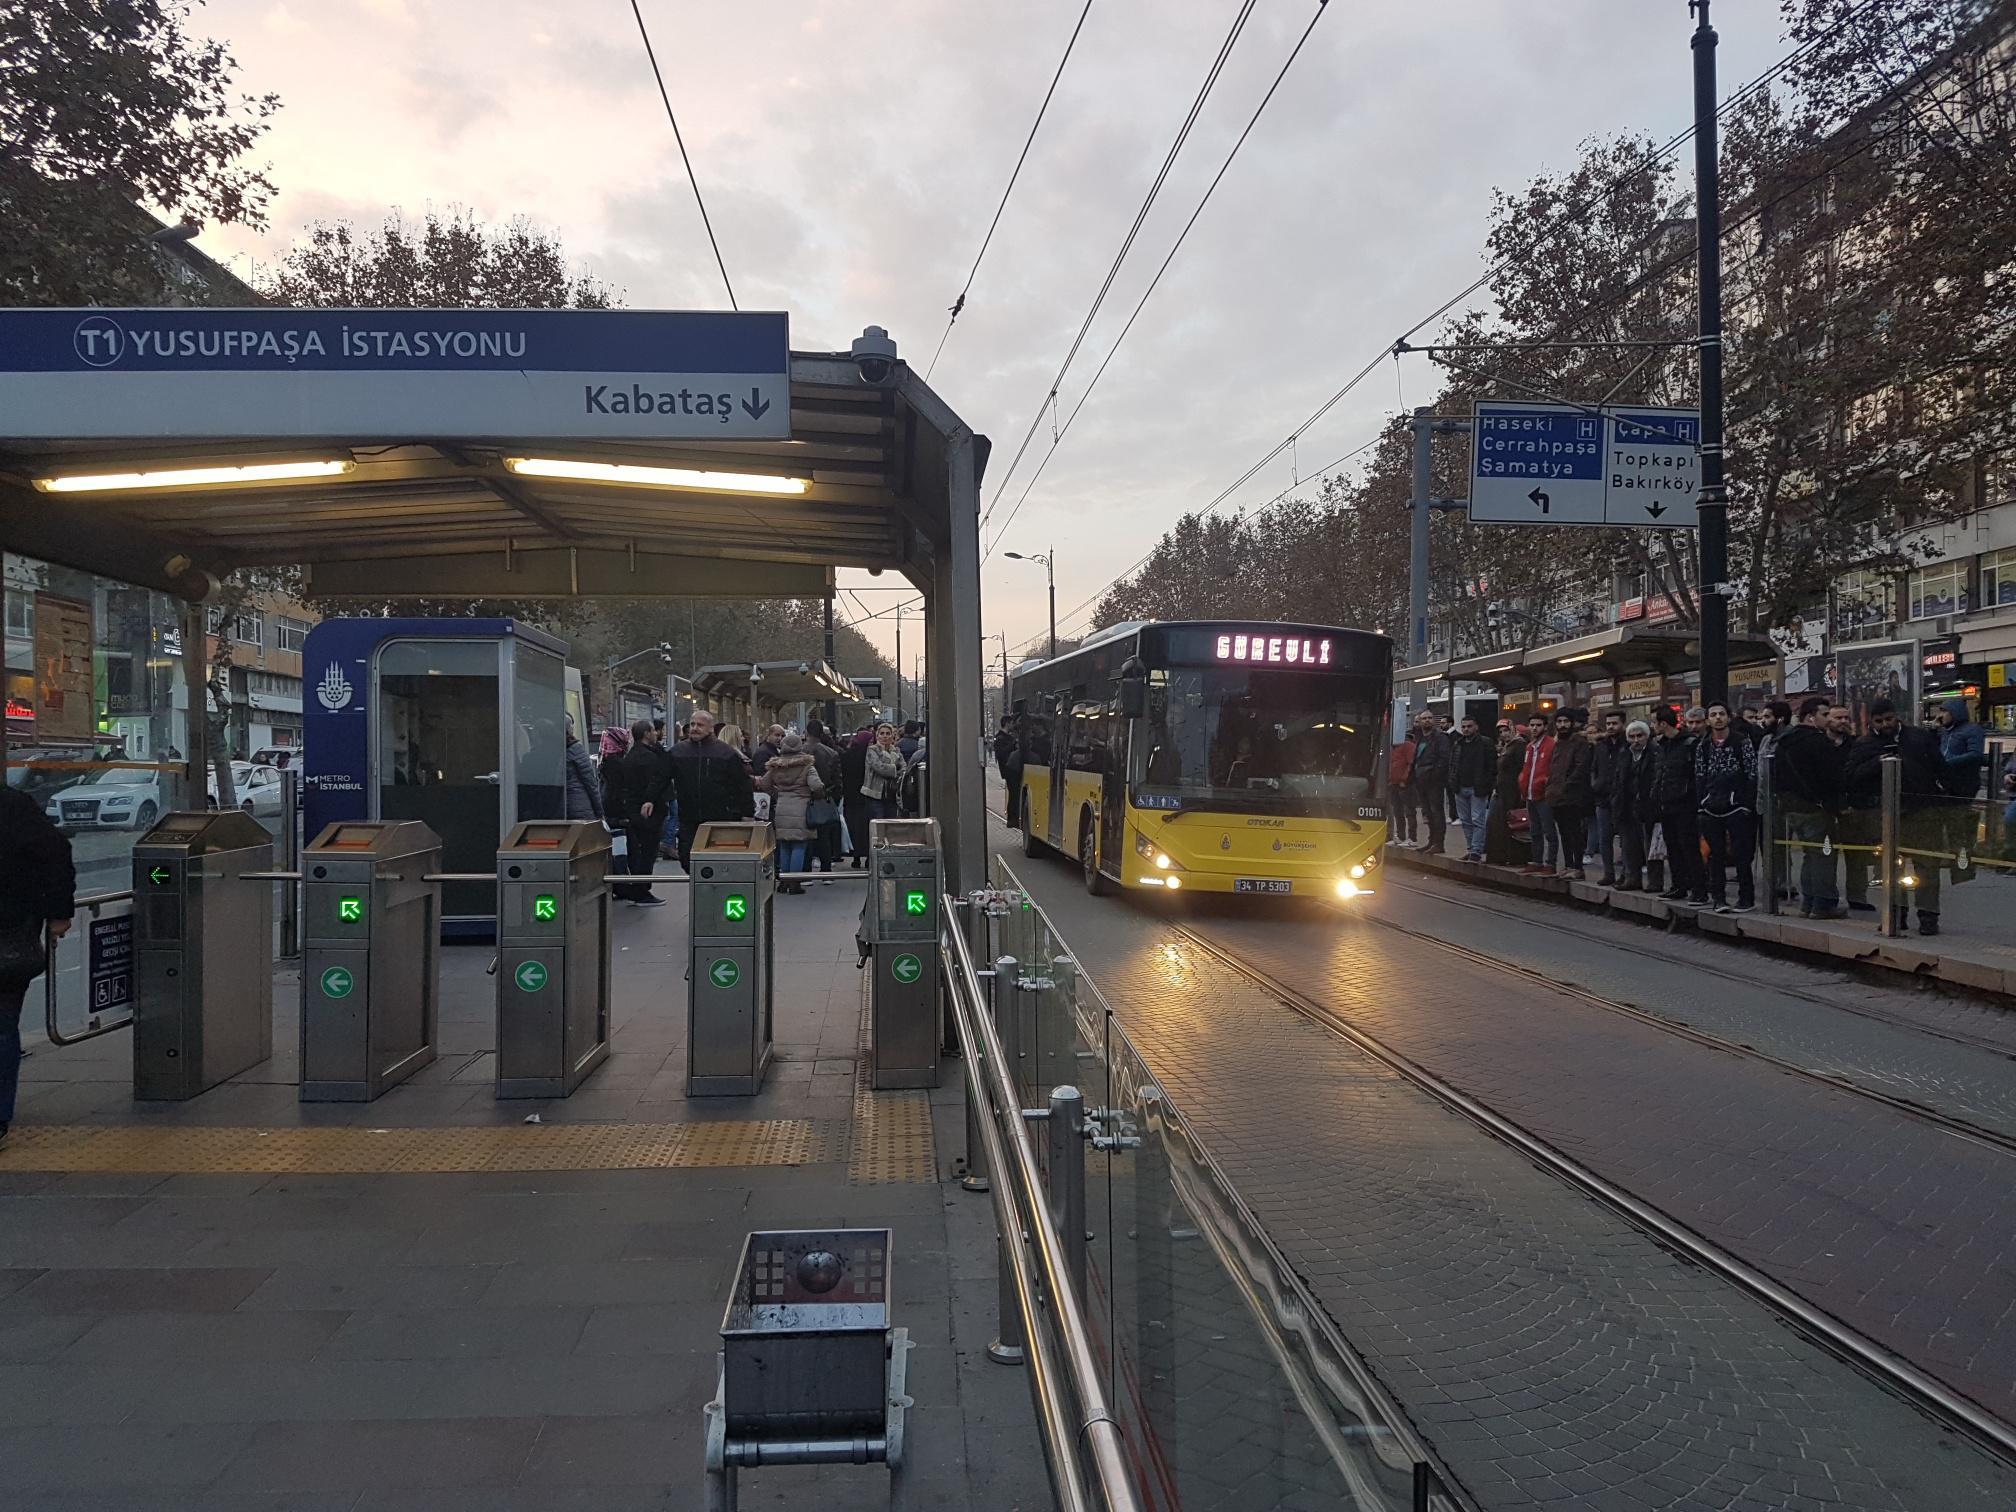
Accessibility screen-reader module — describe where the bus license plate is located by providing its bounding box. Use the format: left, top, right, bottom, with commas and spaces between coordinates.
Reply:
1235, 878, 1293, 895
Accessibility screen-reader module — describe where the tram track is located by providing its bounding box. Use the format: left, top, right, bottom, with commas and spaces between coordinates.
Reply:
1159, 914, 2016, 1469
1352, 887, 2016, 1158
1381, 870, 2016, 1060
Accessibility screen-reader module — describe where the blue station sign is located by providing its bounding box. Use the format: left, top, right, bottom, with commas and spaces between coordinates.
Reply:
0, 307, 791, 440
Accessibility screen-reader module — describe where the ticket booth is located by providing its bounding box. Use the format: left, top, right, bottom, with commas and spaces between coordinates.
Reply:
302, 617, 568, 936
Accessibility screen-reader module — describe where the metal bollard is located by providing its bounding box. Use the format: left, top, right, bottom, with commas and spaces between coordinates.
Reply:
1879, 755, 1900, 938
984, 954, 1024, 1367
1047, 1084, 1087, 1300
1758, 759, 1779, 918
279, 768, 301, 958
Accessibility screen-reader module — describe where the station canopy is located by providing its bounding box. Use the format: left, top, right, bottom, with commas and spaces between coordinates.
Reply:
693, 659, 863, 711
1396, 623, 1783, 697
0, 306, 989, 885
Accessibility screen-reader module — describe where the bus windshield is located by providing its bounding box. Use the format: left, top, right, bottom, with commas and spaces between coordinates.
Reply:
1134, 666, 1382, 813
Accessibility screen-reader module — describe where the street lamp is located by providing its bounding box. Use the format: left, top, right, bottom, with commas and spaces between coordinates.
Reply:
1003, 549, 1056, 660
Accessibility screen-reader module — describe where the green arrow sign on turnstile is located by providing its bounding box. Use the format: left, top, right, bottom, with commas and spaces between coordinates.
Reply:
147, 865, 172, 886
708, 958, 741, 989
723, 894, 748, 922
514, 960, 548, 993
532, 894, 558, 922
337, 896, 363, 923
320, 966, 354, 998
891, 953, 923, 984
904, 890, 928, 915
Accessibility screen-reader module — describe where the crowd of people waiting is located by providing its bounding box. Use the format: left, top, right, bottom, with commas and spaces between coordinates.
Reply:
569, 712, 931, 906
1388, 696, 2009, 935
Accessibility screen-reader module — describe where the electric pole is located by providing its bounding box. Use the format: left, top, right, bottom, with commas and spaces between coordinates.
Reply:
1692, 0, 1729, 704
822, 592, 837, 729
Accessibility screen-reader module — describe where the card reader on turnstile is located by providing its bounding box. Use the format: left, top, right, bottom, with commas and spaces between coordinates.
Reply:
688, 822, 775, 1096
860, 818, 940, 1090
131, 811, 274, 1100
300, 820, 441, 1102
495, 820, 612, 1098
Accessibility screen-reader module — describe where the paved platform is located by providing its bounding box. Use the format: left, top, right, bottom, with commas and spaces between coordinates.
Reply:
997, 813, 2016, 1511
1388, 834, 2016, 999
0, 881, 1049, 1510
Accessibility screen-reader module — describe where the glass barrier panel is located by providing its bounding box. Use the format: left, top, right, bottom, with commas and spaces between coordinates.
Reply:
1894, 792, 2016, 939
43, 893, 138, 1043
1104, 1027, 1405, 1510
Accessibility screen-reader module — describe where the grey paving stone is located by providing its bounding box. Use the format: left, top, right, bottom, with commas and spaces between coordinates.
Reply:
0, 1266, 272, 1316
236, 1262, 500, 1312
515, 1410, 697, 1486
477, 1257, 728, 1310
322, 1305, 592, 1360
0, 1422, 257, 1492
214, 1416, 543, 1491
64, 1307, 347, 1365
572, 1300, 728, 1356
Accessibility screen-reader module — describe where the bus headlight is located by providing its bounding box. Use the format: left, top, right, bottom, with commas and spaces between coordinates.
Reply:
1165, 876, 1181, 890
1135, 833, 1181, 870
1348, 863, 1367, 879
1335, 878, 1359, 898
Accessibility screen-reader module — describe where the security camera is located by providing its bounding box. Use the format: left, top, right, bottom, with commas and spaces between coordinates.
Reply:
850, 325, 898, 386
797, 661, 811, 676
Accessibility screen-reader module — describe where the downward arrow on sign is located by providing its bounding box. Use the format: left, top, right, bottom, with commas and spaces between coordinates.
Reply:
740, 389, 771, 421
1646, 501, 1667, 519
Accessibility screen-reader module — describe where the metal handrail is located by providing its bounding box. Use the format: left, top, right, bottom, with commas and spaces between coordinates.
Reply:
942, 903, 1143, 1512
43, 889, 136, 1047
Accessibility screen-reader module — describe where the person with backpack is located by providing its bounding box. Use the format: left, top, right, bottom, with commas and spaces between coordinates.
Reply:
1842, 700, 1948, 935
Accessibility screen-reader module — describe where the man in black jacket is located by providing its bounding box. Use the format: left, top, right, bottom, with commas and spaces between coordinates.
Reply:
1448, 715, 1495, 861
1408, 711, 1452, 854
1842, 700, 1948, 934
1651, 705, 1704, 901
669, 708, 756, 871
1613, 719, 1656, 888
1588, 708, 1626, 884
1544, 709, 1597, 880
1, 783, 76, 1146
618, 720, 673, 906
1773, 696, 1845, 918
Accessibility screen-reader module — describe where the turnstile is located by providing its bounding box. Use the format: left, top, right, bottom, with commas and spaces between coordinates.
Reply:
863, 818, 941, 1090
688, 821, 775, 1096
495, 820, 612, 1099
131, 811, 274, 1100
300, 820, 441, 1102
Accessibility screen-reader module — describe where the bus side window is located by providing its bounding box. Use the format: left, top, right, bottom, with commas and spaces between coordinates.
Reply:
1067, 701, 1105, 774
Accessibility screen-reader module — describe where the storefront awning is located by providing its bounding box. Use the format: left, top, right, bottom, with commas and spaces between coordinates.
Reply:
1396, 624, 1782, 695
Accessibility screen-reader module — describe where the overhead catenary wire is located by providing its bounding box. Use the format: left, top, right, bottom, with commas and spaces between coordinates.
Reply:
978, 0, 1260, 543
926, 0, 1097, 380
629, 0, 738, 310
1035, 0, 1894, 645
981, 0, 1333, 558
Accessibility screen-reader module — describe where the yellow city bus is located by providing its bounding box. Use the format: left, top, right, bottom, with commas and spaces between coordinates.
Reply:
1007, 620, 1393, 899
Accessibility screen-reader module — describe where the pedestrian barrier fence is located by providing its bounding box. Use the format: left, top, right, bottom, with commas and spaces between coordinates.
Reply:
939, 858, 1469, 1512
1761, 753, 2015, 937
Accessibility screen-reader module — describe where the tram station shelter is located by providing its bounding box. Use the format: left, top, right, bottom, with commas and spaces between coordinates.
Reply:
690, 659, 863, 732
1395, 622, 1785, 725
0, 307, 989, 888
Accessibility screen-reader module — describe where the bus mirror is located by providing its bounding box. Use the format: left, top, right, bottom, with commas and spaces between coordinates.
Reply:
1118, 681, 1146, 719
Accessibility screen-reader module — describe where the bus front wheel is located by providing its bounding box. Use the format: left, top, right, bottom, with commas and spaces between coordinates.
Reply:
1080, 812, 1110, 897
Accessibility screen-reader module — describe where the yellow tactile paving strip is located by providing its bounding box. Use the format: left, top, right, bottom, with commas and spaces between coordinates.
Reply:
0, 1118, 847, 1175
846, 974, 938, 1185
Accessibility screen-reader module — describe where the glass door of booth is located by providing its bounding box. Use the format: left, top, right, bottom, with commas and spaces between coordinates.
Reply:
374, 640, 502, 924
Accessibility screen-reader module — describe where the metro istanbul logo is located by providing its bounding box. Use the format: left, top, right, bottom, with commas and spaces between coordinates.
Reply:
74, 315, 127, 367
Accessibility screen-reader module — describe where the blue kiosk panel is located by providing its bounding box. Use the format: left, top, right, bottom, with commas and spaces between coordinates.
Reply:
303, 618, 569, 935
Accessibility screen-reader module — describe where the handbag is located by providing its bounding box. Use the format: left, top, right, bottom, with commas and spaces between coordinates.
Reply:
1647, 823, 1668, 863
806, 797, 839, 827
608, 829, 628, 861
0, 919, 50, 992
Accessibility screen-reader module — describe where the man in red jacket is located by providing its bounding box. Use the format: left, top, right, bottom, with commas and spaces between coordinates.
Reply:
1517, 712, 1556, 872
1387, 734, 1417, 846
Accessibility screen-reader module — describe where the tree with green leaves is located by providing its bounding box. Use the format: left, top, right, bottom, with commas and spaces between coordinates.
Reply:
262, 209, 616, 310
0, 0, 278, 305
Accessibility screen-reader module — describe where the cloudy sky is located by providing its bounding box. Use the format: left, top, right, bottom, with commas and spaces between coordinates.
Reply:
195, 0, 1788, 668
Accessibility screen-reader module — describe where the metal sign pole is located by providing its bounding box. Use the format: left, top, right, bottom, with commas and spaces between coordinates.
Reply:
1407, 407, 1432, 714
1692, 0, 1730, 704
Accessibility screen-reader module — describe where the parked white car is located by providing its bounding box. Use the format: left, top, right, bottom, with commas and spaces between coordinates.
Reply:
46, 762, 284, 830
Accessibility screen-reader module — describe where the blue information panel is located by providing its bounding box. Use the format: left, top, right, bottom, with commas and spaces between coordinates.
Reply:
1469, 402, 1700, 529
89, 914, 134, 1012
0, 308, 791, 440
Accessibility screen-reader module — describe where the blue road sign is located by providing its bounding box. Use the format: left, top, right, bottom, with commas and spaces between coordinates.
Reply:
0, 308, 791, 440
1469, 402, 1700, 530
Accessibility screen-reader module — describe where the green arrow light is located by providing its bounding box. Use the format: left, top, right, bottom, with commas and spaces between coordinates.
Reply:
337, 896, 363, 923
147, 865, 171, 886
709, 958, 741, 989
532, 894, 557, 922
723, 894, 748, 922
904, 890, 928, 915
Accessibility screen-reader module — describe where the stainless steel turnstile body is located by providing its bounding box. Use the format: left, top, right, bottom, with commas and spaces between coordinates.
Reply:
131, 811, 274, 1100
864, 818, 941, 1090
687, 821, 775, 1096
299, 820, 441, 1102
495, 820, 613, 1099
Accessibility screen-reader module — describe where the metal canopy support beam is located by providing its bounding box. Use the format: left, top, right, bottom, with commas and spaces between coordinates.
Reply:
303, 549, 832, 600
0, 479, 206, 598
932, 430, 985, 895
